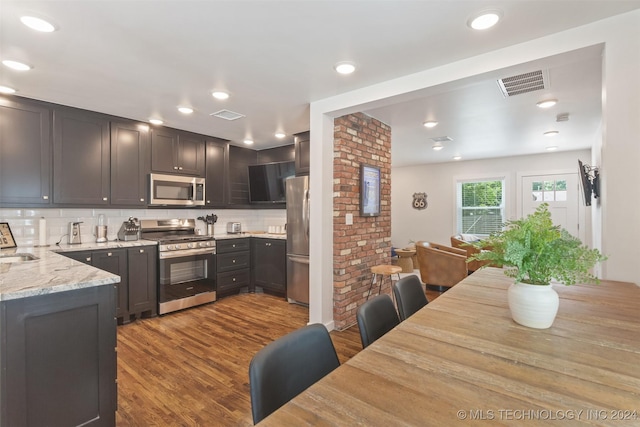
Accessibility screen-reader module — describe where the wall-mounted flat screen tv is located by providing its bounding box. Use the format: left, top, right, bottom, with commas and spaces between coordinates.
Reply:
248, 161, 296, 203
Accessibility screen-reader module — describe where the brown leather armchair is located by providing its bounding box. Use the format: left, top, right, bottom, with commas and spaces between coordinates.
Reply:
415, 241, 468, 292
450, 235, 496, 272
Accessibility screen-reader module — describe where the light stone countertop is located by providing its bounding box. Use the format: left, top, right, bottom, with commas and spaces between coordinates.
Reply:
0, 235, 284, 302
213, 233, 286, 240
0, 246, 120, 301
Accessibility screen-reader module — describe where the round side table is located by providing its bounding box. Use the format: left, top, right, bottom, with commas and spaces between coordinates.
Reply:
394, 249, 416, 273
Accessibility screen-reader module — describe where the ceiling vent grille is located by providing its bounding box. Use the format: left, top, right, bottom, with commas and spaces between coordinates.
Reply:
431, 136, 453, 143
556, 113, 570, 122
497, 70, 546, 97
210, 109, 245, 121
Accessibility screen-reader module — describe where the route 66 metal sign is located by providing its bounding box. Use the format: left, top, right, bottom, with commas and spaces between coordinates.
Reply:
412, 193, 428, 210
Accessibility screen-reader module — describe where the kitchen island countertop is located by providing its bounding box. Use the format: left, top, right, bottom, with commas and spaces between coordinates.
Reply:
0, 246, 120, 301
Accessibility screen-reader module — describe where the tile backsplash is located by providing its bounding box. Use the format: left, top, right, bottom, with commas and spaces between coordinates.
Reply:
0, 208, 287, 247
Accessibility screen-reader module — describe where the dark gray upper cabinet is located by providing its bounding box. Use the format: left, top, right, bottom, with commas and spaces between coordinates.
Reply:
110, 120, 148, 206
151, 128, 205, 177
294, 131, 310, 176
53, 108, 110, 205
0, 97, 52, 205
205, 139, 228, 207
257, 145, 295, 164
228, 145, 257, 206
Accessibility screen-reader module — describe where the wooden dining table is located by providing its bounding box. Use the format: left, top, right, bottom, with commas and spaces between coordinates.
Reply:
259, 267, 640, 426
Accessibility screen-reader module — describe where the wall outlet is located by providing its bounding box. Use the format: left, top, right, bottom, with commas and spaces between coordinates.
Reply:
345, 213, 353, 225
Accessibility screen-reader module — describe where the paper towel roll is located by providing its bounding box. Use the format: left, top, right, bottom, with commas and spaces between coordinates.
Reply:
39, 217, 47, 246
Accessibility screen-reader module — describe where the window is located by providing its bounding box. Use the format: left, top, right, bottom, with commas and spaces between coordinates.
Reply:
531, 179, 567, 202
457, 179, 505, 236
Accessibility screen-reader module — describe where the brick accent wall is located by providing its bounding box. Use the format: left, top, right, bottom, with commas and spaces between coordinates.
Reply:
333, 113, 392, 329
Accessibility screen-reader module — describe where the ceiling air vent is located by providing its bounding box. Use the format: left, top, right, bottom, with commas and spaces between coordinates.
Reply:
431, 136, 453, 143
497, 70, 547, 97
556, 113, 570, 122
210, 109, 245, 121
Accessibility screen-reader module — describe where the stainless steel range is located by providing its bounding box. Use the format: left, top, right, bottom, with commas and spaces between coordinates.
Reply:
140, 219, 216, 315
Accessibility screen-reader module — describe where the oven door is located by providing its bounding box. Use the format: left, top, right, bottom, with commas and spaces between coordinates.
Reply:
158, 249, 216, 313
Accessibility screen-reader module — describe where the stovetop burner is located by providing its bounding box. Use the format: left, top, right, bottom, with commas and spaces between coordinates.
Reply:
140, 219, 215, 252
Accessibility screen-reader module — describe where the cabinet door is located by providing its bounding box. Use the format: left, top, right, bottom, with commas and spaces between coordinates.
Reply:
228, 145, 257, 205
251, 238, 287, 294
177, 133, 205, 176
111, 120, 148, 206
92, 249, 128, 319
294, 131, 310, 176
53, 108, 110, 205
205, 139, 227, 206
127, 246, 157, 316
150, 128, 179, 173
61, 250, 93, 265
2, 286, 117, 427
0, 97, 51, 205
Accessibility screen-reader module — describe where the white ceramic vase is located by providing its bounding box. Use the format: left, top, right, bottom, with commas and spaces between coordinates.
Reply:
507, 282, 559, 329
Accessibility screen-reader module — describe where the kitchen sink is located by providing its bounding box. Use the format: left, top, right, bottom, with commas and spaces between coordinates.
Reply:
0, 253, 40, 263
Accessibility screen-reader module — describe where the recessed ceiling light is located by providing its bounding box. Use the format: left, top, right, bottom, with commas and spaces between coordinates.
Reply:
432, 143, 444, 151
2, 60, 32, 71
453, 155, 462, 160
468, 10, 502, 30
546, 146, 558, 151
275, 132, 286, 139
178, 106, 193, 114
149, 118, 164, 125
544, 130, 559, 137
0, 85, 17, 94
423, 121, 438, 128
243, 139, 254, 145
537, 99, 557, 108
20, 16, 56, 32
212, 91, 229, 100
334, 61, 356, 75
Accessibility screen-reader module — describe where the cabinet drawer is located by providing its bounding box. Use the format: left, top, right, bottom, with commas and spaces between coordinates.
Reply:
217, 269, 250, 291
217, 251, 250, 272
217, 238, 250, 253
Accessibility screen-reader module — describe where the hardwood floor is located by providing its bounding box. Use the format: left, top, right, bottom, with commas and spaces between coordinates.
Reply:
116, 289, 442, 426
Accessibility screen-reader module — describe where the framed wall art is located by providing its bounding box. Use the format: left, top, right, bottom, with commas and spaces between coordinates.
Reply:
360, 163, 381, 217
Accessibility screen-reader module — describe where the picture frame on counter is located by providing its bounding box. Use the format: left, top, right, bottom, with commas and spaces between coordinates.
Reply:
0, 222, 17, 249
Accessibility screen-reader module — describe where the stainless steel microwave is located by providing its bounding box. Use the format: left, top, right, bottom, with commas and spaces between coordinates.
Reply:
149, 173, 205, 206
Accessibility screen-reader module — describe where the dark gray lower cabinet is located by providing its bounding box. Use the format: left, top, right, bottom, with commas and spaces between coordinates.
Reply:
251, 238, 287, 296
0, 285, 117, 427
216, 238, 251, 297
62, 245, 157, 323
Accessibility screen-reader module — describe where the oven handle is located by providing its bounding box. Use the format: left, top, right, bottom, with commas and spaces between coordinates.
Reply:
159, 248, 216, 259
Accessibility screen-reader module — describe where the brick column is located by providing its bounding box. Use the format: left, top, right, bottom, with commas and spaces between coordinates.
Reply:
333, 113, 392, 329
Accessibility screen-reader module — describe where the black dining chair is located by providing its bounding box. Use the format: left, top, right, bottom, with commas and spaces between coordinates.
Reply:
248, 323, 340, 424
393, 274, 429, 321
356, 294, 400, 348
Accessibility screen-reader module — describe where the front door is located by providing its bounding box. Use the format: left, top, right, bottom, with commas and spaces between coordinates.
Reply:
520, 172, 582, 240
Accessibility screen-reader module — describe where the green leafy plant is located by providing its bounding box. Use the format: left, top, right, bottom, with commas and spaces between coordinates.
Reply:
470, 203, 606, 285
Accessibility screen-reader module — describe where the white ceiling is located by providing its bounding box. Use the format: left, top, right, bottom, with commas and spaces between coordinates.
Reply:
2, 1, 640, 167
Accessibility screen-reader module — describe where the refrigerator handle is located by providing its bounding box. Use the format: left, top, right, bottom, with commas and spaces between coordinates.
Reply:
288, 254, 310, 264
303, 188, 310, 241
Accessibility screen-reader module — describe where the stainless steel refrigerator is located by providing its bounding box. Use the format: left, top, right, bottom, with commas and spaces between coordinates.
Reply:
286, 176, 310, 305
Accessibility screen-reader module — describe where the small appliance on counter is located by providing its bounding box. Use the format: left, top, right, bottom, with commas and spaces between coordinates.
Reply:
68, 221, 83, 245
226, 222, 242, 234
95, 214, 107, 243
117, 217, 140, 241
197, 214, 218, 236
